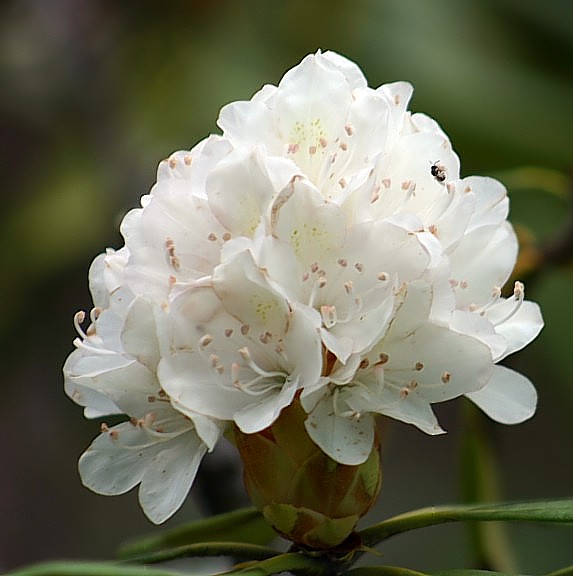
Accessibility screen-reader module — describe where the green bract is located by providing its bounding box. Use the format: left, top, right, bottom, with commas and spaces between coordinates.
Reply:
235, 398, 381, 549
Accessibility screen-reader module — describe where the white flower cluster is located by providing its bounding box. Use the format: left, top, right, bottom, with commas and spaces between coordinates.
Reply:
64, 51, 543, 524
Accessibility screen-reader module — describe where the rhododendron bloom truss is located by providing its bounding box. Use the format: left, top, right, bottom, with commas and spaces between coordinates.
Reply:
64, 49, 543, 524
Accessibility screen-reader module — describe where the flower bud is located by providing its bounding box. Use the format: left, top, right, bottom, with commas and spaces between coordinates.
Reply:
234, 398, 382, 550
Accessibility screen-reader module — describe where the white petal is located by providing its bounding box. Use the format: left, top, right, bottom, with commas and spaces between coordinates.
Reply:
320, 50, 367, 89
79, 423, 153, 496
269, 177, 346, 265
463, 176, 509, 230
87, 253, 110, 309
450, 309, 507, 362
384, 322, 493, 403
304, 396, 375, 465
234, 374, 299, 434
138, 434, 208, 524
449, 222, 518, 309
207, 147, 296, 236
121, 298, 160, 371
212, 248, 292, 337
466, 365, 537, 424
376, 390, 445, 435
486, 299, 544, 360
79, 422, 209, 524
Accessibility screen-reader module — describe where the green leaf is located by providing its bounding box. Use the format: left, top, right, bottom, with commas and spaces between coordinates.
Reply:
4, 561, 185, 576
118, 507, 275, 560
122, 541, 278, 565
431, 571, 517, 576
546, 566, 573, 576
347, 566, 430, 576
226, 552, 330, 576
359, 499, 573, 548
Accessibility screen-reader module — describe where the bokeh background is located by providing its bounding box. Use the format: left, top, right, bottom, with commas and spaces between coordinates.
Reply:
2, 0, 573, 573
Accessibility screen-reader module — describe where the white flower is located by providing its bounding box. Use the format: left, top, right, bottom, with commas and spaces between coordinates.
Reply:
157, 246, 323, 433
64, 251, 222, 524
66, 50, 544, 504
300, 280, 494, 464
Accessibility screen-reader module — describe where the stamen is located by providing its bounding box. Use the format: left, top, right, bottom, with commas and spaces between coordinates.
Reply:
74, 311, 88, 339
90, 307, 101, 323
359, 358, 370, 369
321, 305, 338, 328
259, 331, 273, 344
493, 281, 525, 326
236, 347, 287, 395
370, 187, 380, 204
141, 412, 157, 428
376, 352, 389, 366
199, 334, 213, 348
165, 237, 180, 271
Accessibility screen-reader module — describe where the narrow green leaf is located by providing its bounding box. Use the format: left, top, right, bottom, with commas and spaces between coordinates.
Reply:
546, 566, 573, 576
360, 499, 573, 547
431, 571, 517, 576
227, 552, 330, 576
123, 541, 278, 564
118, 507, 275, 560
347, 566, 430, 576
4, 561, 185, 576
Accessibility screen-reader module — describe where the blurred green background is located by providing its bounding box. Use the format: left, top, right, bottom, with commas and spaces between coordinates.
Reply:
1, 0, 573, 573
